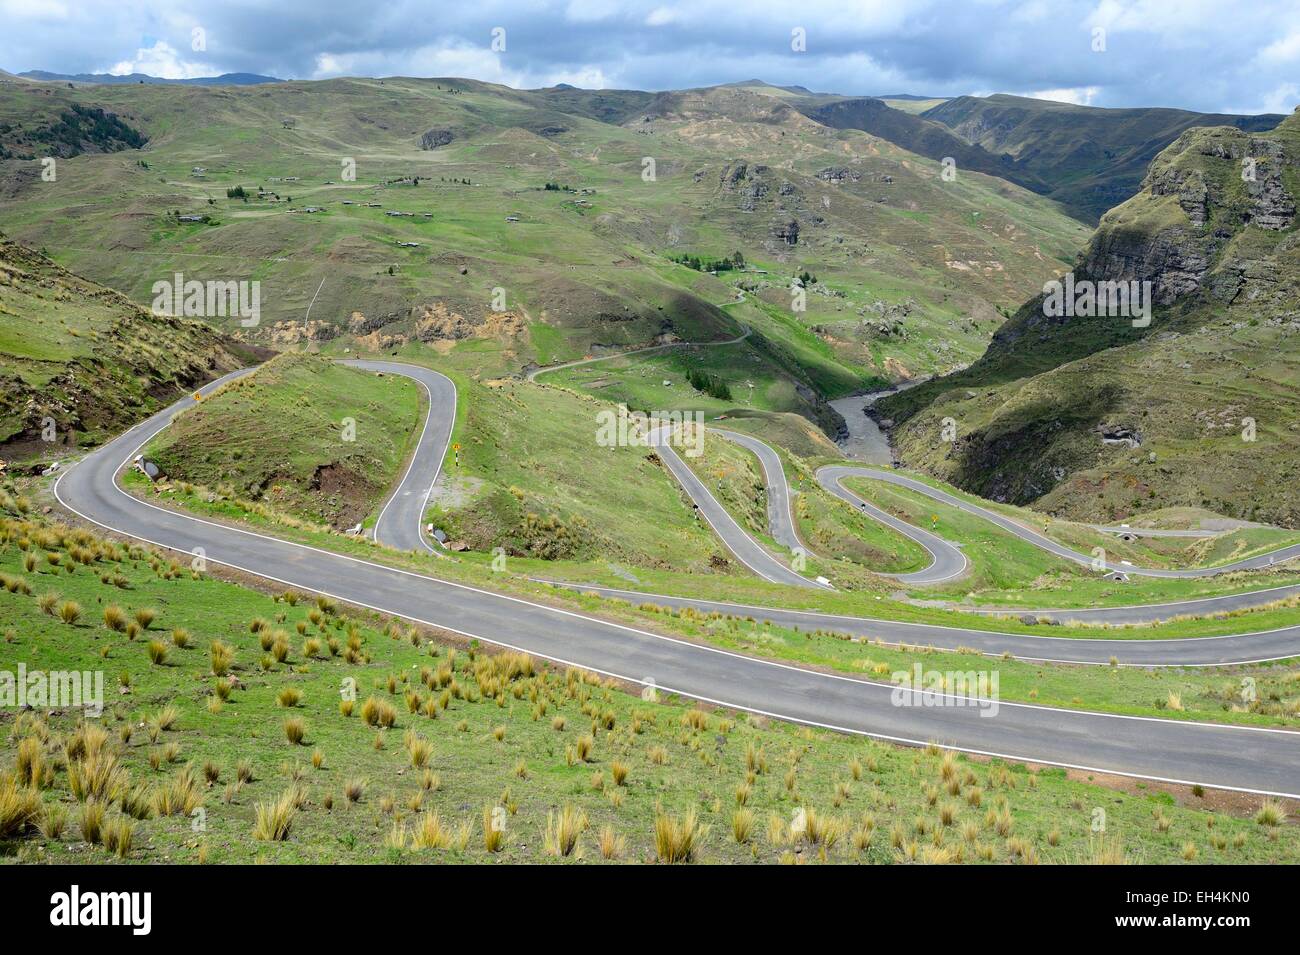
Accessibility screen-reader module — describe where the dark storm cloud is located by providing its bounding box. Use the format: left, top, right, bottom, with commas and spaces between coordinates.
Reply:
2, 1, 1296, 114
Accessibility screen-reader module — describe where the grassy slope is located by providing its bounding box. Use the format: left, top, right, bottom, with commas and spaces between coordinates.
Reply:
879, 114, 1300, 528
0, 76, 1088, 395
145, 353, 420, 530
922, 94, 1284, 222
426, 374, 735, 569
0, 234, 258, 456
1, 512, 1295, 864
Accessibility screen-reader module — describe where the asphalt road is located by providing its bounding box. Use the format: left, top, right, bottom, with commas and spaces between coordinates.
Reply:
340, 359, 456, 554
649, 423, 829, 590
704, 430, 1300, 621
51, 363, 1300, 797
817, 464, 1300, 579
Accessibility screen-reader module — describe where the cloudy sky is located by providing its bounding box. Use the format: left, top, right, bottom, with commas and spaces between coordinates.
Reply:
2, 0, 1297, 114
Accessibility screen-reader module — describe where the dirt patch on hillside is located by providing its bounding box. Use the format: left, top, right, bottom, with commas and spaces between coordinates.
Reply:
348, 301, 527, 354
308, 462, 373, 528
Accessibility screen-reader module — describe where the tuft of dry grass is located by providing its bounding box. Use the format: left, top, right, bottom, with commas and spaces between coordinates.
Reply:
102, 816, 135, 858
544, 804, 588, 858
360, 696, 397, 728
731, 808, 754, 844
610, 760, 630, 787
1255, 800, 1286, 826
102, 605, 128, 632
598, 824, 625, 860
654, 807, 707, 863
483, 806, 506, 853
58, 600, 82, 625
252, 790, 297, 841
0, 779, 42, 837
283, 717, 307, 746
411, 810, 452, 850
277, 687, 302, 708
79, 801, 106, 844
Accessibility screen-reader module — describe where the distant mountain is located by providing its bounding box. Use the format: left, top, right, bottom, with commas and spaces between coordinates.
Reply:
18, 70, 282, 86
922, 94, 1284, 222
796, 97, 1048, 194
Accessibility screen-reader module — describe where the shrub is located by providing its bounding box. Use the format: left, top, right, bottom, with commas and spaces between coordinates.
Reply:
283, 717, 306, 745
253, 791, 297, 841
543, 804, 587, 857
654, 808, 706, 863
277, 687, 302, 708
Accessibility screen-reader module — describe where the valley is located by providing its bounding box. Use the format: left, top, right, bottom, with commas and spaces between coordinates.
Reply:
1, 63, 1297, 870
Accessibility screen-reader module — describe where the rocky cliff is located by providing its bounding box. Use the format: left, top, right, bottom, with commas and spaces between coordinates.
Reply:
876, 110, 1300, 526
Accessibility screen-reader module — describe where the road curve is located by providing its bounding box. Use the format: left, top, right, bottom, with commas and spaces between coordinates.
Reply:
648, 423, 828, 590
340, 360, 457, 554
50, 362, 1300, 798
818, 464, 1300, 580
816, 465, 969, 585
700, 428, 1300, 620
538, 580, 1300, 667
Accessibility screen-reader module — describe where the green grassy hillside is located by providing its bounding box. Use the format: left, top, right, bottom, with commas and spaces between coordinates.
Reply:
923, 94, 1284, 222
879, 112, 1300, 527
144, 353, 420, 531
0, 75, 1088, 408
0, 233, 261, 461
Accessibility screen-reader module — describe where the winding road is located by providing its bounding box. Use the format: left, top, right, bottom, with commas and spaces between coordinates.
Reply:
51, 361, 1300, 798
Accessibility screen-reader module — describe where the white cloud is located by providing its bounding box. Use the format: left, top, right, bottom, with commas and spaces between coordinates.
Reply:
107, 40, 211, 80
1253, 82, 1300, 114
565, 0, 620, 22
1025, 86, 1100, 105
644, 6, 678, 26
0, 0, 69, 18
1256, 30, 1300, 65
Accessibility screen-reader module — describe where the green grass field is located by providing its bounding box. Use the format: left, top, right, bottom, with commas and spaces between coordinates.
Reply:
1, 510, 1295, 864
145, 353, 421, 531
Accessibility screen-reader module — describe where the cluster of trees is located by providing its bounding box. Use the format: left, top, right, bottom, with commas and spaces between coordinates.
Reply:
687, 367, 732, 401
670, 251, 746, 273
796, 270, 817, 286
439, 177, 472, 185
542, 182, 575, 192
225, 185, 248, 199
2, 105, 148, 160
